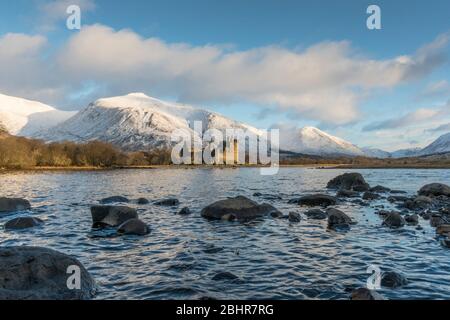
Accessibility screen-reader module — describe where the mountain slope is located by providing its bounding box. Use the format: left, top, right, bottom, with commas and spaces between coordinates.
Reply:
418, 133, 450, 156
361, 147, 392, 158
279, 126, 365, 157
0, 93, 75, 136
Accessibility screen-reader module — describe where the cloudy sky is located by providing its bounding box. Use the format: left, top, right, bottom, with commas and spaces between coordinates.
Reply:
0, 0, 449, 151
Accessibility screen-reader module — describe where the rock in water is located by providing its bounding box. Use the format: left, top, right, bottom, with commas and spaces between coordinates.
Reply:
178, 207, 191, 215
154, 198, 180, 206
117, 218, 150, 236
137, 198, 150, 204
4, 217, 43, 230
201, 196, 281, 221
100, 196, 129, 204
383, 212, 405, 228
363, 192, 381, 200
90, 205, 138, 228
290, 194, 337, 207
326, 173, 370, 191
0, 246, 95, 300
304, 209, 328, 220
327, 208, 354, 228
381, 271, 408, 288
0, 198, 31, 213
418, 183, 450, 197
211, 271, 240, 282
336, 190, 360, 198
430, 215, 447, 228
351, 288, 385, 300
370, 185, 391, 193
288, 212, 301, 223
404, 214, 419, 226
436, 224, 450, 236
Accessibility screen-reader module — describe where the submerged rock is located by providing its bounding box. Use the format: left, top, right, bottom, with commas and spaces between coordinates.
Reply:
327, 208, 354, 228
351, 288, 385, 300
337, 190, 360, 198
0, 197, 31, 213
117, 218, 150, 236
288, 212, 301, 223
178, 207, 192, 215
91, 205, 138, 228
154, 198, 180, 206
404, 214, 419, 226
381, 271, 408, 288
100, 196, 129, 204
4, 217, 44, 230
370, 185, 391, 193
0, 246, 95, 300
363, 192, 381, 200
388, 195, 410, 203
326, 173, 370, 191
430, 215, 447, 228
290, 194, 337, 207
304, 209, 327, 220
418, 183, 450, 197
201, 196, 281, 221
137, 198, 150, 205
211, 271, 240, 282
383, 212, 405, 228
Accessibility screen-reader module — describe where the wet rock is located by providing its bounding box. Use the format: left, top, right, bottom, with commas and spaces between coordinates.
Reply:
117, 218, 150, 236
270, 210, 284, 218
0, 246, 95, 300
0, 197, 31, 213
390, 190, 407, 194
381, 271, 408, 288
288, 212, 301, 223
4, 217, 44, 230
404, 214, 419, 226
388, 195, 410, 203
351, 199, 369, 206
383, 212, 405, 228
442, 239, 450, 248
304, 209, 327, 220
211, 271, 240, 282
201, 196, 281, 221
100, 196, 129, 204
178, 207, 191, 215
91, 205, 138, 228
326, 173, 370, 191
430, 215, 447, 228
376, 210, 391, 217
137, 198, 149, 205
350, 288, 385, 300
337, 190, 360, 198
327, 208, 354, 228
290, 194, 337, 207
154, 198, 180, 206
253, 193, 282, 200
436, 224, 450, 236
363, 192, 381, 200
418, 183, 450, 197
370, 185, 391, 193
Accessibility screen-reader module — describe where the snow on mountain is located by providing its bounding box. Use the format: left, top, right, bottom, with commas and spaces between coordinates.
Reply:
361, 147, 391, 159
390, 148, 422, 158
36, 93, 264, 151
0, 93, 75, 136
418, 132, 450, 156
279, 126, 365, 157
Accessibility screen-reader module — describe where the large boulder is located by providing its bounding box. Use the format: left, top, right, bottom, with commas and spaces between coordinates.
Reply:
326, 173, 370, 191
383, 212, 405, 228
0, 198, 31, 213
117, 219, 150, 236
327, 208, 354, 228
100, 196, 129, 204
0, 246, 95, 300
350, 288, 385, 300
90, 205, 138, 228
289, 194, 337, 207
201, 196, 281, 221
4, 217, 44, 230
418, 183, 450, 197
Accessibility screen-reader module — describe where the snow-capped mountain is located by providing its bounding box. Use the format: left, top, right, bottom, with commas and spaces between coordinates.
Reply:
390, 147, 422, 158
418, 133, 450, 156
361, 147, 392, 159
36, 93, 264, 151
279, 126, 365, 157
0, 93, 75, 136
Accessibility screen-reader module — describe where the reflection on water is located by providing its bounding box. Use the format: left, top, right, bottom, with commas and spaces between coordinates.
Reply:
1, 168, 450, 299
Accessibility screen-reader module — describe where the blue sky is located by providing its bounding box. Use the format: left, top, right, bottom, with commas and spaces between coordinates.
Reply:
0, 0, 449, 151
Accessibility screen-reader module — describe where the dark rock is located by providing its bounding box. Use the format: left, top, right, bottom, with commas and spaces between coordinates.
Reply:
0, 246, 95, 300
327, 208, 354, 228
154, 198, 180, 206
203, 246, 224, 254
337, 190, 360, 198
304, 209, 327, 220
137, 198, 150, 204
100, 196, 129, 204
363, 192, 381, 200
178, 207, 191, 215
442, 239, 450, 248
117, 218, 150, 236
288, 212, 301, 223
350, 288, 385, 300
90, 205, 138, 228
290, 194, 337, 207
381, 271, 408, 288
253, 193, 282, 200
211, 271, 240, 282
430, 215, 447, 228
201, 196, 281, 221
370, 185, 391, 193
404, 214, 419, 226
383, 212, 405, 228
376, 210, 391, 216
390, 190, 407, 194
436, 224, 450, 236
0, 197, 31, 213
418, 183, 450, 197
4, 217, 44, 230
270, 210, 284, 218
326, 173, 370, 191
388, 195, 410, 203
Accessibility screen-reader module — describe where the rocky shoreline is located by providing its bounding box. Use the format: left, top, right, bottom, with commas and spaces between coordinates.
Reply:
1, 172, 450, 300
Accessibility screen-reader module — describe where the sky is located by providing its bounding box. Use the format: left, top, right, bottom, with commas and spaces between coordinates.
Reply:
0, 0, 449, 151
